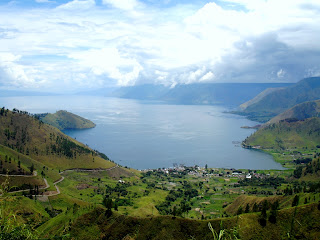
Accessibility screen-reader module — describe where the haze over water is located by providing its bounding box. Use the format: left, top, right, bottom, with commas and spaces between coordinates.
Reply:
0, 95, 284, 170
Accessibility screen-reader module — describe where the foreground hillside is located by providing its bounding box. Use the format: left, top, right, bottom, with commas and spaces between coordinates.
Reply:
239, 77, 320, 122
1, 107, 320, 240
0, 108, 115, 172
68, 202, 320, 240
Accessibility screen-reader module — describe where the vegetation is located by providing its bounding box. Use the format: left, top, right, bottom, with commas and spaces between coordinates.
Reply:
266, 100, 320, 125
243, 117, 320, 151
0, 106, 320, 239
0, 108, 115, 173
239, 77, 320, 122
36, 110, 96, 130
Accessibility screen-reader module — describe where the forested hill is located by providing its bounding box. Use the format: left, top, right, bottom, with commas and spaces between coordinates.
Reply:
240, 77, 320, 122
0, 107, 114, 170
38, 110, 96, 130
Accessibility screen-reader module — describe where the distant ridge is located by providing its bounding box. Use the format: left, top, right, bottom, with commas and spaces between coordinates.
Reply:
240, 77, 320, 122
267, 100, 320, 125
240, 87, 285, 110
110, 83, 292, 107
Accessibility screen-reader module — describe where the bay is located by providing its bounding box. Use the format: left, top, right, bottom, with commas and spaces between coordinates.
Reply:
0, 95, 284, 170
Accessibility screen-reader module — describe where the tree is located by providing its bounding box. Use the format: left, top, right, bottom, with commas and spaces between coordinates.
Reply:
269, 201, 279, 224
253, 202, 259, 212
292, 195, 299, 207
236, 206, 243, 215
172, 205, 177, 217
293, 166, 303, 178
103, 197, 113, 217
245, 203, 250, 213
29, 164, 34, 174
259, 200, 268, 227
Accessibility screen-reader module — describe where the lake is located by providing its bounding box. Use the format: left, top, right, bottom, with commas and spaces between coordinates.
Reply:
0, 95, 284, 170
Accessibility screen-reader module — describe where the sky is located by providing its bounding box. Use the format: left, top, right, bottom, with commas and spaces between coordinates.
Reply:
0, 0, 320, 92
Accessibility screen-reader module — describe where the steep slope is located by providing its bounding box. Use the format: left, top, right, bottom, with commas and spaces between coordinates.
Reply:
0, 108, 115, 171
267, 100, 320, 124
240, 87, 284, 110
38, 110, 96, 130
241, 77, 320, 121
243, 117, 320, 150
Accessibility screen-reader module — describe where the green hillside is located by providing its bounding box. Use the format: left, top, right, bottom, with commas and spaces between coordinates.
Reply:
240, 77, 320, 122
0, 108, 114, 172
1, 107, 320, 240
39, 110, 96, 130
68, 202, 320, 240
243, 117, 320, 151
267, 100, 320, 124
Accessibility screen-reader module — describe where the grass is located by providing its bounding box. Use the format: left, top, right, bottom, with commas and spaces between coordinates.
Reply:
67, 202, 320, 240
1, 108, 319, 239
121, 188, 168, 217
0, 110, 116, 171
40, 110, 96, 130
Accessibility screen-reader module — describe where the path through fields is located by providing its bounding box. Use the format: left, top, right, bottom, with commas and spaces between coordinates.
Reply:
1, 165, 119, 199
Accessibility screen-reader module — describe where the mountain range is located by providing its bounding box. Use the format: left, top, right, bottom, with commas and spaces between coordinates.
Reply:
109, 83, 292, 107
240, 77, 320, 122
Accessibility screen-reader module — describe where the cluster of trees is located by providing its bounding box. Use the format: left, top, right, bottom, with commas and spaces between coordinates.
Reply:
238, 176, 285, 188
46, 134, 94, 159
258, 200, 279, 226
102, 197, 118, 217
294, 158, 320, 178
156, 199, 192, 217
0, 107, 8, 116
0, 155, 29, 175
236, 200, 280, 226
247, 189, 274, 195
103, 183, 135, 208
155, 183, 198, 216
105, 183, 130, 198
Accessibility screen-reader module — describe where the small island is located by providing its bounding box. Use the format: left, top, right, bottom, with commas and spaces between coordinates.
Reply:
36, 110, 96, 130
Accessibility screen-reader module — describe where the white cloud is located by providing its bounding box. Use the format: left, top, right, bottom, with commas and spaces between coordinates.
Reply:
56, 0, 95, 10
35, 0, 55, 3
277, 69, 286, 78
200, 71, 215, 82
0, 53, 34, 87
69, 48, 143, 86
102, 0, 140, 11
0, 0, 319, 91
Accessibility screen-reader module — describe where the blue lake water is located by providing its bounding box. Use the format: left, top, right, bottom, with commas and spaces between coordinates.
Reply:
0, 95, 284, 170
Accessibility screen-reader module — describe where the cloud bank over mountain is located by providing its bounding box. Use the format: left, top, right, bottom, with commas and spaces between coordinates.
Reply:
0, 0, 319, 92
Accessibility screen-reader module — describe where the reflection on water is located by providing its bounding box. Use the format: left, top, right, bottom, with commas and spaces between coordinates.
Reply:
0, 95, 284, 170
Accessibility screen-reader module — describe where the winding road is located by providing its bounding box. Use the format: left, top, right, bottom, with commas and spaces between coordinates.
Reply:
1, 165, 119, 198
